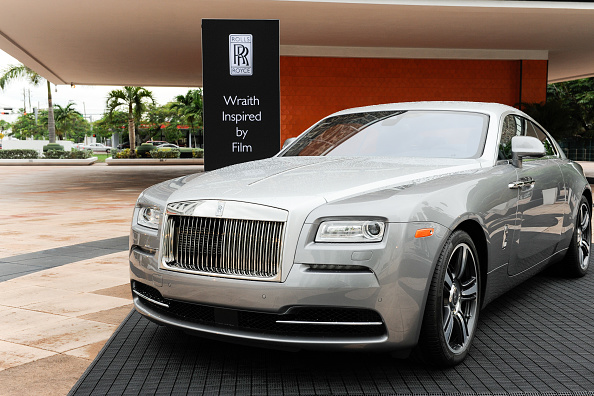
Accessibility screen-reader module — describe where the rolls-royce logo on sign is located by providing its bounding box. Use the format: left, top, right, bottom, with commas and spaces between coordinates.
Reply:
229, 34, 252, 76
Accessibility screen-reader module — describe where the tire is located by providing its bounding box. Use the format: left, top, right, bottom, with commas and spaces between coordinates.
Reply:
563, 196, 591, 278
418, 230, 480, 367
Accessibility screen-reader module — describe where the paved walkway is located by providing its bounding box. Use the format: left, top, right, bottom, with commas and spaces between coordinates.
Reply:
0, 164, 202, 396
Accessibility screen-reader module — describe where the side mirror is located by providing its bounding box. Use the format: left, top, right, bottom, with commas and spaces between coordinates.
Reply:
511, 136, 545, 168
282, 137, 296, 149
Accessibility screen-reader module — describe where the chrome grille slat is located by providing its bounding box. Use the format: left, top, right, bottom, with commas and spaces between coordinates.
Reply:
265, 222, 272, 275
241, 220, 247, 275
164, 215, 283, 279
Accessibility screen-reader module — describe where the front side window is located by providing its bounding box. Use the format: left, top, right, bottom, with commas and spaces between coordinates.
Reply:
498, 115, 558, 160
281, 111, 489, 159
525, 120, 558, 157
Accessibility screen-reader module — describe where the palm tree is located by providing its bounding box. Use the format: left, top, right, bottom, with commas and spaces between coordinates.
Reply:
54, 102, 82, 140
170, 89, 203, 147
0, 64, 56, 143
106, 86, 155, 152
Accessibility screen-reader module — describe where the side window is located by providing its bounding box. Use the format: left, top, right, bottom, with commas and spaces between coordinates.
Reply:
498, 115, 558, 160
525, 120, 558, 157
499, 115, 522, 160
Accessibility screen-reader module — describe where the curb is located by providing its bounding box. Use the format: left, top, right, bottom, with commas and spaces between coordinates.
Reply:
0, 157, 98, 166
105, 158, 204, 165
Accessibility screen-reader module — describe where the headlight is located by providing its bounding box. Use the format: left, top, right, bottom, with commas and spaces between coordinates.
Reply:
315, 220, 385, 243
137, 206, 162, 229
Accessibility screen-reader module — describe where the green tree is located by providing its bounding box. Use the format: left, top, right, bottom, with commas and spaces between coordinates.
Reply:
67, 114, 91, 142
0, 119, 10, 135
170, 89, 203, 147
93, 111, 127, 141
0, 64, 57, 143
143, 103, 184, 143
54, 102, 82, 140
10, 111, 47, 140
547, 77, 594, 137
520, 100, 579, 140
106, 86, 155, 152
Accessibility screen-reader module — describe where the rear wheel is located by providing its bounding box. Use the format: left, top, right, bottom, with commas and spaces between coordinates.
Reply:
418, 230, 480, 367
563, 196, 591, 278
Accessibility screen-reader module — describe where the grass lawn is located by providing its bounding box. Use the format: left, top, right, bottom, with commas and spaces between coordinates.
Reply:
94, 154, 110, 163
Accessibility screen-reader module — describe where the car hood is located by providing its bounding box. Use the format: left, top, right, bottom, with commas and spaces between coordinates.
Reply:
167, 156, 482, 210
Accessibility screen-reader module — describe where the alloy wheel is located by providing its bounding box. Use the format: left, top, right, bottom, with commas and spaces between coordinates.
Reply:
577, 202, 591, 271
442, 243, 479, 354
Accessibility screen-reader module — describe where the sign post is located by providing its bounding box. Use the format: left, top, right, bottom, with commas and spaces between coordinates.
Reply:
202, 19, 280, 171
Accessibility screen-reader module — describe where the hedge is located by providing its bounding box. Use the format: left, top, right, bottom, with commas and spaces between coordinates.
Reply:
43, 143, 65, 152
0, 149, 39, 159
192, 148, 204, 158
43, 149, 92, 159
110, 147, 204, 160
0, 149, 93, 160
136, 143, 155, 158
150, 148, 181, 159
111, 148, 134, 159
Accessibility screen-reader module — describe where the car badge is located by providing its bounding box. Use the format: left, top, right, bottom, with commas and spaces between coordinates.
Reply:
215, 201, 225, 217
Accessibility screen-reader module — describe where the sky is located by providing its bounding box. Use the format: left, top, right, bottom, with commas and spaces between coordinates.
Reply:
0, 49, 194, 124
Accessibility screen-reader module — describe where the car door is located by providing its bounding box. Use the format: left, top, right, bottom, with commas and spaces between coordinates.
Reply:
502, 115, 567, 275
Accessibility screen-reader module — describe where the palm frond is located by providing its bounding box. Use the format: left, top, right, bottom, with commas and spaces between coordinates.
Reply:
0, 64, 43, 90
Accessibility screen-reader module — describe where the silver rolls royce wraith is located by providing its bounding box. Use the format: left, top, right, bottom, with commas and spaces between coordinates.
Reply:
129, 102, 591, 367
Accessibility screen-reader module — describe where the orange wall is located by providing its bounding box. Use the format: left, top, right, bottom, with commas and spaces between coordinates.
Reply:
280, 57, 548, 142
520, 60, 548, 105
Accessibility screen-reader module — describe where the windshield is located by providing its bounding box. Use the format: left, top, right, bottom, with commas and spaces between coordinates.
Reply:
281, 110, 489, 158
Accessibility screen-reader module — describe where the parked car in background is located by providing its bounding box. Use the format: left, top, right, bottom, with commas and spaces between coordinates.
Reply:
130, 102, 591, 367
145, 140, 168, 146
156, 143, 179, 149
82, 143, 113, 153
117, 142, 130, 150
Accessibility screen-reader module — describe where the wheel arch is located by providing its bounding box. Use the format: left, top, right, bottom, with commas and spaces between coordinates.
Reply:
582, 187, 592, 210
452, 219, 488, 309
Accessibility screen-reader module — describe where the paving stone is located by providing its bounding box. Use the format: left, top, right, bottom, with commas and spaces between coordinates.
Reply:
70, 269, 594, 395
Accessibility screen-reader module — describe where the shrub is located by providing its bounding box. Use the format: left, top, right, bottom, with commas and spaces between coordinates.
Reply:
112, 148, 134, 159
43, 150, 67, 159
68, 149, 92, 159
0, 149, 39, 159
192, 148, 204, 158
43, 143, 64, 152
177, 148, 194, 158
150, 148, 181, 159
136, 143, 155, 158
43, 149, 92, 159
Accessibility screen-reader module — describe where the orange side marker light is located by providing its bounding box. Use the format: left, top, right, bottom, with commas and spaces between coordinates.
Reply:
415, 228, 434, 238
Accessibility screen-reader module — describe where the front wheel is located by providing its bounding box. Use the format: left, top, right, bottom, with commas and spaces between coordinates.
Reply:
563, 196, 591, 278
418, 230, 480, 367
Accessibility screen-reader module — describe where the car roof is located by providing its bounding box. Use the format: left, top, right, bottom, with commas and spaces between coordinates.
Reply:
330, 101, 517, 117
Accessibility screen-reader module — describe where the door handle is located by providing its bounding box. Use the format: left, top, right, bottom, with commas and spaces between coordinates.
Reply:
509, 177, 535, 189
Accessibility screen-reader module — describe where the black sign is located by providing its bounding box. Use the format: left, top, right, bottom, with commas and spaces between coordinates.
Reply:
202, 19, 280, 171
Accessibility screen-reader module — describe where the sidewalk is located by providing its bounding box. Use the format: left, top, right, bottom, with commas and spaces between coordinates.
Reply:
0, 164, 202, 396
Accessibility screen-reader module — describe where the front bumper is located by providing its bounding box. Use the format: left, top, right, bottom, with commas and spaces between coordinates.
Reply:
129, 221, 448, 352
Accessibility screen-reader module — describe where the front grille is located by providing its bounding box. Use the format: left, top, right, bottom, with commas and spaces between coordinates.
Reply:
162, 215, 284, 278
134, 281, 386, 338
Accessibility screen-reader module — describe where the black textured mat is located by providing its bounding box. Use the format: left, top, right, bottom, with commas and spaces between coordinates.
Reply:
0, 236, 129, 281
70, 269, 594, 395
